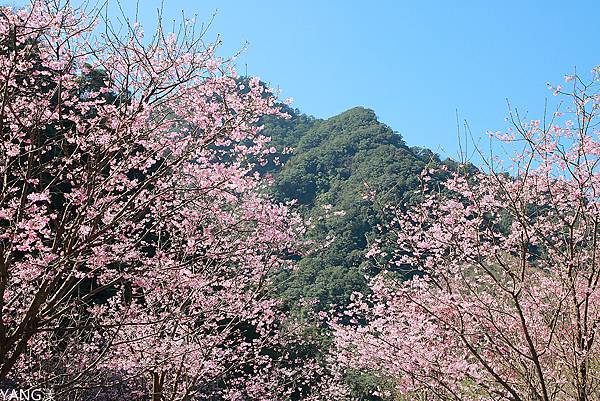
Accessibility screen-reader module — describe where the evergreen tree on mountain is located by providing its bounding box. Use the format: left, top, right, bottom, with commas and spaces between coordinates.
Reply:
262, 106, 452, 311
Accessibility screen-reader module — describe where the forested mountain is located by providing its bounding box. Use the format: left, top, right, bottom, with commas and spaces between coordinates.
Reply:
262, 106, 455, 310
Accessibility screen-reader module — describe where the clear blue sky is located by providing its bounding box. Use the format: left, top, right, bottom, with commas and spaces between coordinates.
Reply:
7, 1, 600, 158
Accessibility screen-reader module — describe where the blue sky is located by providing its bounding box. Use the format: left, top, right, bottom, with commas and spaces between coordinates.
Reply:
7, 1, 600, 158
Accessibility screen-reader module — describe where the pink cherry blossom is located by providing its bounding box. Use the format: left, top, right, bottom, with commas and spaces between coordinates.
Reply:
0, 2, 324, 399
330, 68, 600, 401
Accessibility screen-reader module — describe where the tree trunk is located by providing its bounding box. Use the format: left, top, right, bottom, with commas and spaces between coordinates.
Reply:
151, 371, 164, 401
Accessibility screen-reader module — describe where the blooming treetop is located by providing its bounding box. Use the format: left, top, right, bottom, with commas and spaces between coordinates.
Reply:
331, 68, 600, 401
0, 1, 324, 399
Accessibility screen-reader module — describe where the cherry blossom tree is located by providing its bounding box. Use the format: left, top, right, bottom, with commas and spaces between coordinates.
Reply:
0, 1, 322, 399
330, 69, 600, 401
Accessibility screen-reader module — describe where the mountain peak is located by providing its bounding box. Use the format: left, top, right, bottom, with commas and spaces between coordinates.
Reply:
330, 107, 378, 125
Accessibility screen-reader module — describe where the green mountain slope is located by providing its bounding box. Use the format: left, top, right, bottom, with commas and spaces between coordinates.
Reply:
262, 106, 448, 310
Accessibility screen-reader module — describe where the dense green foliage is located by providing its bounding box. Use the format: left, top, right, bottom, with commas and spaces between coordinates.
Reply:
262, 106, 450, 311
259, 106, 468, 399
